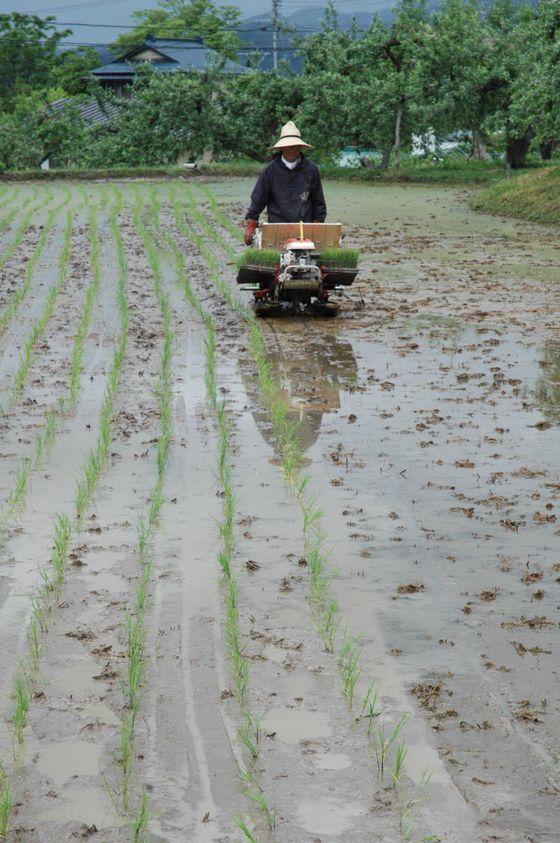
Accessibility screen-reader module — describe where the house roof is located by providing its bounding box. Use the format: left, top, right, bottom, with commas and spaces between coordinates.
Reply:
49, 97, 119, 125
92, 35, 247, 80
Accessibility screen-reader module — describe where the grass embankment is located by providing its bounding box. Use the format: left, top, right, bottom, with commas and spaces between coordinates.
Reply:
471, 165, 560, 225
0, 158, 547, 186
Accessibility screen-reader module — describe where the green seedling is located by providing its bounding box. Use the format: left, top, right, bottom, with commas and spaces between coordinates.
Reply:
323, 599, 340, 654
373, 714, 409, 779
236, 247, 279, 269
26, 616, 42, 670
340, 641, 361, 708
0, 777, 11, 838
236, 816, 259, 843
119, 711, 135, 813
400, 769, 434, 839
132, 787, 149, 841
361, 681, 380, 737
51, 512, 71, 590
392, 740, 407, 788
241, 780, 276, 831
11, 672, 29, 746
238, 723, 259, 760
317, 247, 360, 268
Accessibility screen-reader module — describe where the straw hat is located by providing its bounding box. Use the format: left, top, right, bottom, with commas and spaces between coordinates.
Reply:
270, 121, 313, 150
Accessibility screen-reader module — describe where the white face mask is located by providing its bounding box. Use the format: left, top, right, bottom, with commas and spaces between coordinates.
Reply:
281, 155, 300, 170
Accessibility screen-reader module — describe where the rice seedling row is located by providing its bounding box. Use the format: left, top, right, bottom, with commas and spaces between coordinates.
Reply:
4, 209, 74, 407
0, 187, 25, 230
0, 200, 107, 534
0, 185, 37, 225
101, 190, 175, 836
0, 186, 45, 274
0, 188, 129, 840
150, 189, 274, 840
0, 187, 69, 339
180, 190, 431, 838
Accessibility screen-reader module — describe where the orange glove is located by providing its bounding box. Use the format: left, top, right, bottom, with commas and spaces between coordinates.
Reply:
244, 218, 258, 245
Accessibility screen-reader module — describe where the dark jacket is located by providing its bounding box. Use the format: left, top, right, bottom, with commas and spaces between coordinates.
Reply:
246, 154, 327, 223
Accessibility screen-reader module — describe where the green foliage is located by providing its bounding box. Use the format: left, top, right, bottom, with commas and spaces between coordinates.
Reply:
214, 70, 302, 160
51, 47, 100, 96
80, 67, 220, 167
110, 0, 241, 59
0, 14, 69, 109
0, 0, 559, 173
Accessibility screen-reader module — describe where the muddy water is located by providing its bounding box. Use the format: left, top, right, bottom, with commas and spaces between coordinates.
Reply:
205, 178, 560, 841
1, 180, 559, 843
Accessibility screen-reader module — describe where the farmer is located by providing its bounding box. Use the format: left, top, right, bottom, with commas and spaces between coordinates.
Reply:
244, 121, 327, 245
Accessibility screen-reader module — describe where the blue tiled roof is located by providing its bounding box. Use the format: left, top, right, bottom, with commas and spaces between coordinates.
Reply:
92, 36, 247, 79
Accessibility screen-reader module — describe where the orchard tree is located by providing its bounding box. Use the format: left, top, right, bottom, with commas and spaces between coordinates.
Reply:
111, 0, 240, 60
0, 14, 69, 109
215, 69, 301, 159
106, 65, 220, 165
484, 0, 535, 168
380, 0, 430, 169
509, 0, 560, 158
414, 0, 493, 157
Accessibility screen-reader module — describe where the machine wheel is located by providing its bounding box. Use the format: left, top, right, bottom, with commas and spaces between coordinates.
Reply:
308, 300, 340, 317
253, 300, 285, 317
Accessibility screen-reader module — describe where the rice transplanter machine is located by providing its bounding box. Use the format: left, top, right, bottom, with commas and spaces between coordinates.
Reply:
236, 222, 359, 315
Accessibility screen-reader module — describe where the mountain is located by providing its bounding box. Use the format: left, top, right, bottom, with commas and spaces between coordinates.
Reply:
236, 8, 388, 71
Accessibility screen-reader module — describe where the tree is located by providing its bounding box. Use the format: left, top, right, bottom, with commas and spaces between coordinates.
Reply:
509, 0, 560, 158
413, 0, 492, 157
84, 65, 220, 166
214, 69, 301, 159
52, 46, 100, 97
484, 0, 535, 168
110, 0, 240, 60
0, 13, 69, 109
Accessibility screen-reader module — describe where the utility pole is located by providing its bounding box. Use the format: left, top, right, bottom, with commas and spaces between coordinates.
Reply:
271, 0, 281, 70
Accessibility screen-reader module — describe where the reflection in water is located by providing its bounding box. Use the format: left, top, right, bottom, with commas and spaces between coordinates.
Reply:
534, 344, 560, 421
244, 332, 358, 455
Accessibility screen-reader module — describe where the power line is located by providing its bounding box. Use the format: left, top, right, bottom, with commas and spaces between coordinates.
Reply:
0, 35, 314, 51
27, 0, 134, 11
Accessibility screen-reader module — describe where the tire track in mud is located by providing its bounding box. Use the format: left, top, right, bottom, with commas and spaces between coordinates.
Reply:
141, 192, 276, 841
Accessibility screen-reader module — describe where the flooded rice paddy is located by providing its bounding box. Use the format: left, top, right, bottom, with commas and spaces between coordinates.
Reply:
0, 178, 558, 842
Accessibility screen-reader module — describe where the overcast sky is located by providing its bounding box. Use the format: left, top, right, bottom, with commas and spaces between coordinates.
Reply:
1, 0, 372, 45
